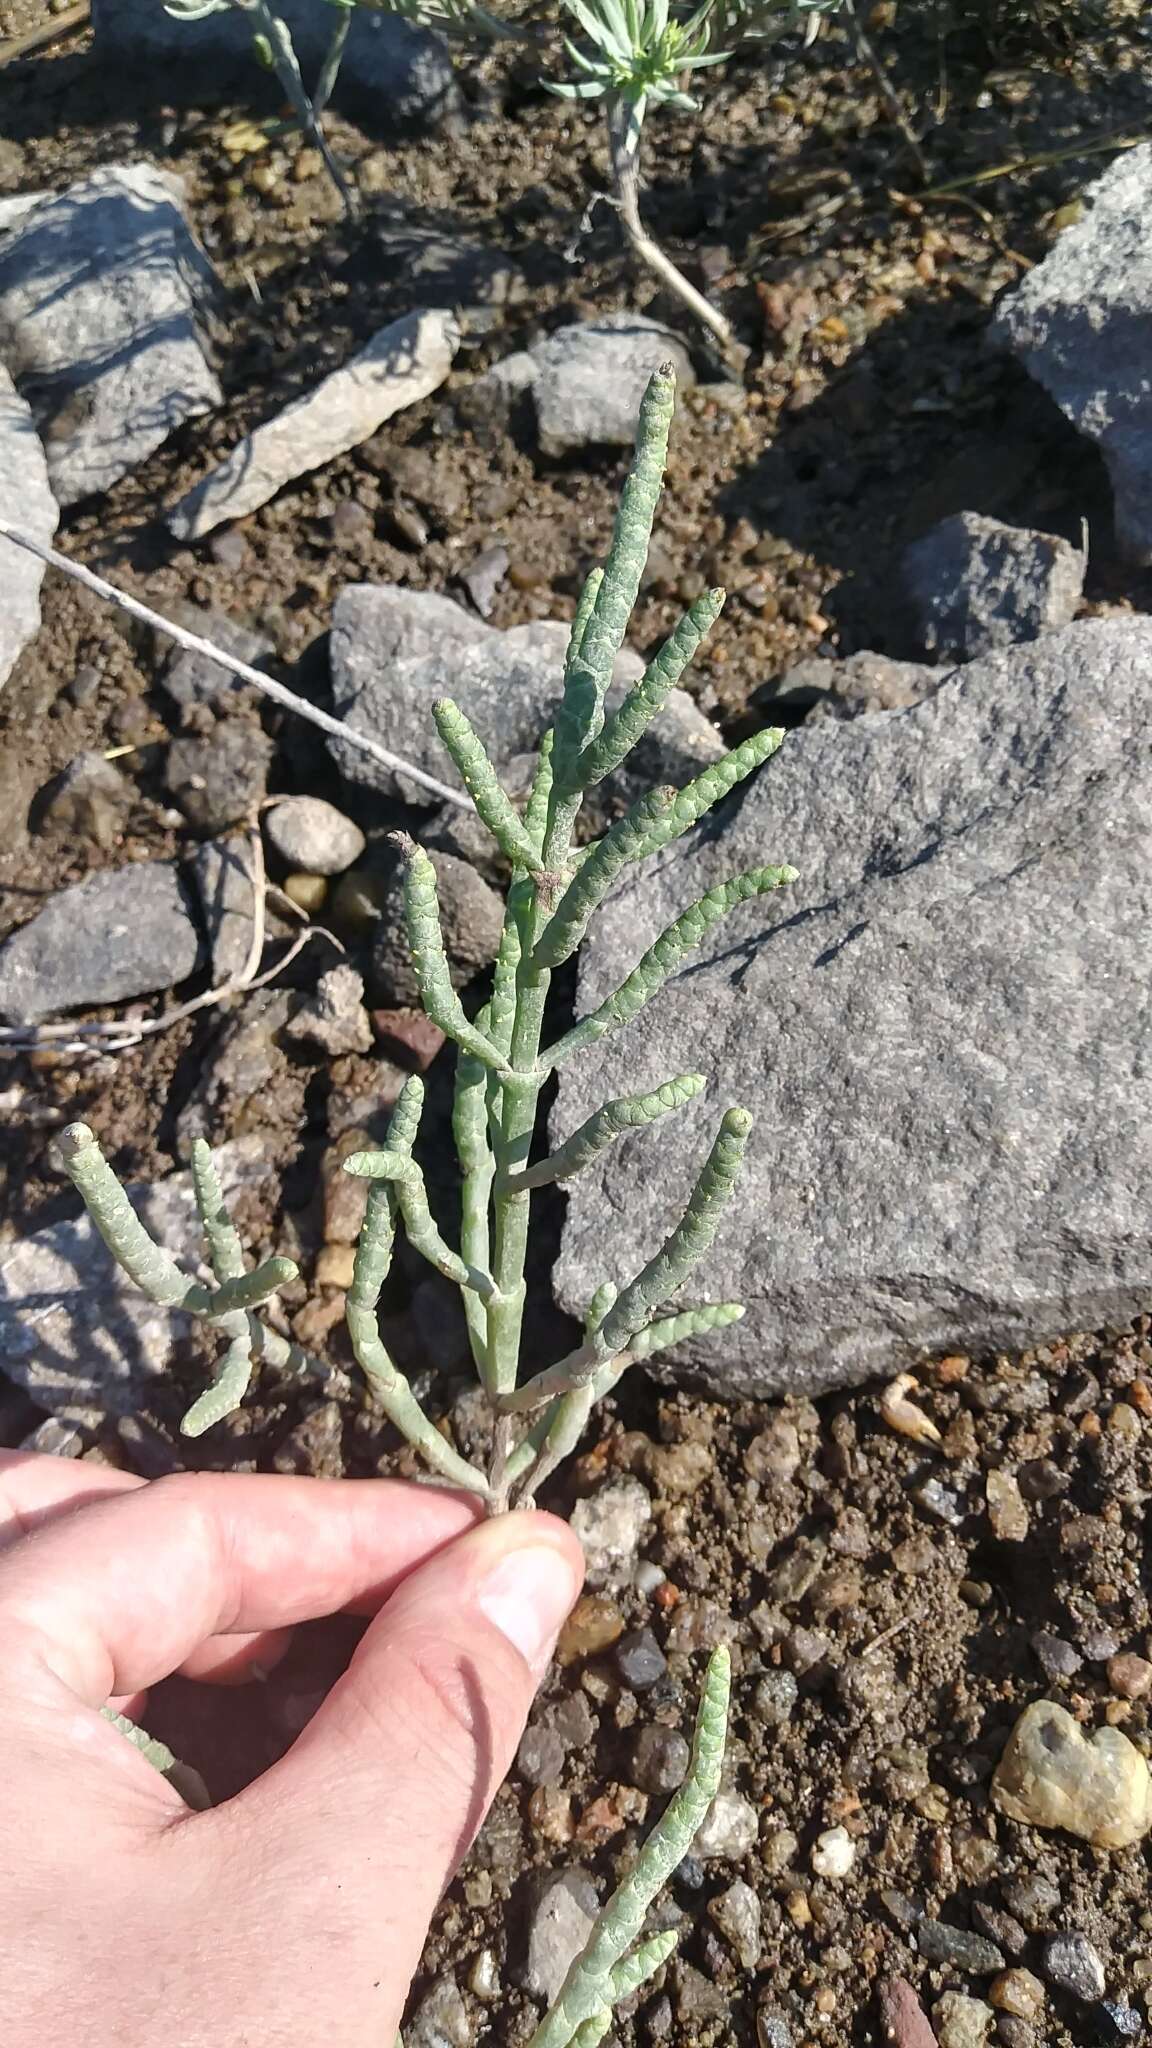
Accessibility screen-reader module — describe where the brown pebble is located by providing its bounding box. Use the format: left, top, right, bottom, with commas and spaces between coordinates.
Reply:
283, 872, 328, 913
557, 1593, 625, 1664
989, 1972, 1044, 2021
936, 1353, 971, 1384
315, 1243, 355, 1291
877, 1975, 937, 2048
528, 1785, 574, 1842
370, 1007, 446, 1071
1108, 1652, 1152, 1700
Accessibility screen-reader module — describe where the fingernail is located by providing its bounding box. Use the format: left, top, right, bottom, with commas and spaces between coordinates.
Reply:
478, 1542, 580, 1677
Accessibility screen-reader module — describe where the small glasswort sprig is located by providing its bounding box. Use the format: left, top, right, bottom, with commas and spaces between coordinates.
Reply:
57, 364, 797, 1511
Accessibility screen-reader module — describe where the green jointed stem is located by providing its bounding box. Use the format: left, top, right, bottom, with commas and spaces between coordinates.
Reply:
58, 1123, 196, 1308
343, 1150, 497, 1300
630, 1300, 745, 1359
504, 1074, 705, 1191
526, 1646, 731, 2048
574, 587, 725, 791
561, 364, 676, 765
533, 788, 676, 970
627, 726, 787, 860
545, 863, 798, 1068
454, 1050, 496, 1384
599, 1109, 751, 1352
206, 1256, 298, 1316
190, 1140, 245, 1283
609, 1930, 680, 2001
346, 1180, 490, 1498
397, 838, 511, 1076
182, 1330, 254, 1437
433, 699, 544, 874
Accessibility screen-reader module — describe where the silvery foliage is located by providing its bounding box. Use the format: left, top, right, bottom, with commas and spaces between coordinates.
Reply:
57, 366, 796, 1510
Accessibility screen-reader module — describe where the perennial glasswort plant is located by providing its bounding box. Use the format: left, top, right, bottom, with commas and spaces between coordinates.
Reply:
57, 362, 797, 1512
58, 370, 757, 2040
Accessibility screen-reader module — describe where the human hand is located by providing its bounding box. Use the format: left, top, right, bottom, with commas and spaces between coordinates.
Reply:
0, 1452, 583, 2047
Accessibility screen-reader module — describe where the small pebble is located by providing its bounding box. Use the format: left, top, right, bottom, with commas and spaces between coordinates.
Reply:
877, 1976, 937, 2048
265, 796, 366, 877
987, 1468, 1030, 1541
995, 2020, 1034, 2048
517, 1723, 565, 1787
757, 2008, 794, 2048
933, 1992, 995, 2048
315, 1243, 355, 1290
557, 1594, 624, 1663
753, 1670, 800, 1727
1031, 1630, 1083, 1681
1094, 2002, 1143, 2042
1003, 1875, 1061, 1931
630, 1726, 690, 1794
1042, 1932, 1107, 2002
614, 1628, 668, 1691
283, 872, 328, 912
973, 1905, 1028, 1958
989, 1972, 1044, 2021
1109, 1653, 1152, 1700
707, 1877, 761, 1968
694, 1790, 759, 1859
992, 1700, 1152, 1848
811, 1826, 855, 1879
918, 1921, 1005, 1973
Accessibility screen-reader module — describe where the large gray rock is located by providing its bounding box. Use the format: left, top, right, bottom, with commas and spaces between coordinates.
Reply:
0, 1139, 277, 1430
553, 619, 1152, 1400
902, 512, 1085, 662
327, 582, 722, 811
0, 366, 57, 691
0, 165, 222, 506
168, 309, 458, 540
991, 145, 1152, 563
90, 0, 457, 131
0, 861, 203, 1025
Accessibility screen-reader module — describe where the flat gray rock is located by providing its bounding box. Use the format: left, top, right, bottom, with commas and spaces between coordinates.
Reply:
902, 512, 1085, 661
467, 315, 695, 456
91, 0, 456, 131
0, 365, 57, 691
168, 309, 458, 540
0, 165, 222, 506
327, 582, 722, 812
0, 1139, 277, 1429
768, 650, 937, 722
192, 838, 258, 984
991, 145, 1152, 563
0, 861, 203, 1025
553, 619, 1152, 1399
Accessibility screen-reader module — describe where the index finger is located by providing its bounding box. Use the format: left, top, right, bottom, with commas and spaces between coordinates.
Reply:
0, 1471, 481, 1709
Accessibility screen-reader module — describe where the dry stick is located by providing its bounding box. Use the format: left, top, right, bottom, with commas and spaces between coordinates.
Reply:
605, 103, 739, 362
0, 520, 468, 810
841, 0, 927, 183
0, 0, 89, 65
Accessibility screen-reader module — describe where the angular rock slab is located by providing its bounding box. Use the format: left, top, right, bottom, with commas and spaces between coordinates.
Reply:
168, 309, 458, 540
0, 861, 203, 1025
327, 581, 722, 805
90, 0, 456, 131
553, 619, 1152, 1400
0, 364, 57, 691
991, 145, 1152, 563
902, 512, 1085, 662
467, 314, 696, 456
0, 1140, 277, 1431
0, 165, 222, 506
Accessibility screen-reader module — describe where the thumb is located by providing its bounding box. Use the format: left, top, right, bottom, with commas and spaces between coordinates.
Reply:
221, 1510, 583, 2032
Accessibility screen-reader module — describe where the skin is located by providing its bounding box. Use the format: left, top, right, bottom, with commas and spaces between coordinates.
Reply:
0, 1451, 584, 2047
